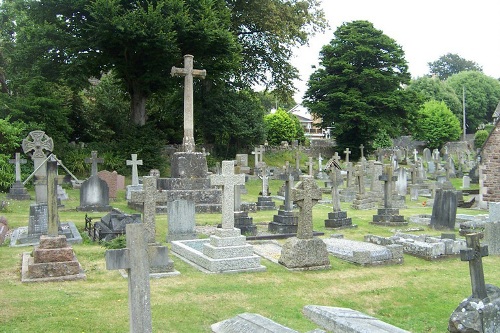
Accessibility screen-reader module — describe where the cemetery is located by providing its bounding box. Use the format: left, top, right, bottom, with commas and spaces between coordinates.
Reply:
1, 144, 500, 332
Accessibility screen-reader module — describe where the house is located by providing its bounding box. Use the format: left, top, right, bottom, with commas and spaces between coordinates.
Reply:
479, 115, 500, 204
288, 104, 331, 140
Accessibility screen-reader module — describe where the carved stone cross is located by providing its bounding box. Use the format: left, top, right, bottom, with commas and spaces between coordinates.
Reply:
10, 153, 27, 182
460, 233, 488, 299
359, 144, 365, 160
252, 145, 265, 168
292, 175, 322, 239
46, 160, 60, 237
126, 154, 143, 186
343, 148, 351, 164
171, 54, 206, 153
106, 223, 169, 333
379, 165, 397, 209
22, 130, 54, 159
306, 156, 314, 176
210, 161, 245, 229
258, 162, 269, 196
130, 176, 168, 244
283, 161, 295, 212
85, 151, 104, 177
355, 164, 365, 195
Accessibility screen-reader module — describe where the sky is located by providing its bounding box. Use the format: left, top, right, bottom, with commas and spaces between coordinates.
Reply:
292, 0, 500, 102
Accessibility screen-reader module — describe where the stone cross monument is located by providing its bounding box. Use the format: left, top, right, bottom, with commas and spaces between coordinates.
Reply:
10, 153, 26, 183
291, 175, 322, 239
210, 161, 245, 229
460, 233, 489, 299
85, 151, 104, 177
171, 54, 207, 153
7, 152, 31, 200
343, 148, 351, 164
127, 154, 143, 186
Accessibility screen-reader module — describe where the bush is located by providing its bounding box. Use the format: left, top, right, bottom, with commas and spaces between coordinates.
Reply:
372, 129, 393, 149
474, 129, 489, 149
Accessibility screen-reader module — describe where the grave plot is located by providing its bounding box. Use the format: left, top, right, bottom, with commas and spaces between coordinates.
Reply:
364, 233, 467, 260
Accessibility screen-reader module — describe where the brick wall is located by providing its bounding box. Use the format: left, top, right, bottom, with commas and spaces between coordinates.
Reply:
480, 121, 500, 203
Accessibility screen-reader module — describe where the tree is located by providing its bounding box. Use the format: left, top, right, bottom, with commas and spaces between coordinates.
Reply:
428, 53, 482, 80
303, 20, 417, 159
446, 71, 500, 132
474, 129, 489, 149
412, 100, 461, 149
406, 76, 462, 116
264, 108, 303, 145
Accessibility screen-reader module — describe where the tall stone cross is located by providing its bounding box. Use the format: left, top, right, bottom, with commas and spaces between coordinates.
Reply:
170, 54, 207, 153
46, 160, 60, 237
130, 176, 168, 244
379, 164, 397, 209
413, 149, 418, 163
210, 161, 245, 229
343, 147, 351, 164
252, 145, 265, 168
355, 164, 365, 195
258, 162, 269, 196
295, 149, 301, 171
85, 151, 104, 177
283, 161, 294, 212
359, 144, 365, 160
306, 156, 314, 176
292, 175, 322, 239
318, 154, 323, 172
106, 223, 169, 333
127, 154, 143, 186
460, 233, 488, 299
10, 153, 27, 182
327, 159, 342, 212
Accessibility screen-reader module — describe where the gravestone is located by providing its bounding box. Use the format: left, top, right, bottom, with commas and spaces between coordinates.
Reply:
171, 161, 265, 273
21, 161, 85, 282
22, 130, 54, 203
235, 153, 250, 174
351, 163, 378, 210
77, 151, 112, 212
0, 216, 8, 245
126, 154, 143, 200
372, 165, 406, 226
89, 209, 141, 242
316, 153, 327, 180
7, 152, 31, 200
269, 162, 299, 234
430, 189, 457, 230
255, 163, 276, 211
233, 184, 257, 236
166, 199, 197, 242
251, 145, 265, 170
449, 233, 500, 333
106, 223, 170, 333
279, 175, 330, 270
324, 159, 355, 229
212, 313, 299, 333
98, 170, 125, 199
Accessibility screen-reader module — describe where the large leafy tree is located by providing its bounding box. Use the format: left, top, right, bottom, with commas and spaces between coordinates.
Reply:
264, 108, 304, 145
303, 20, 417, 159
412, 100, 461, 149
446, 71, 500, 132
406, 76, 462, 116
428, 53, 482, 80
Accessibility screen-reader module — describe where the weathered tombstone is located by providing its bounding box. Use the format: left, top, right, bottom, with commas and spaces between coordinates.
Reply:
255, 162, 276, 211
171, 54, 206, 153
126, 154, 143, 200
324, 158, 355, 229
21, 161, 85, 282
316, 153, 327, 180
98, 170, 125, 200
233, 184, 257, 236
306, 156, 314, 176
269, 162, 299, 234
343, 147, 351, 164
7, 152, 31, 200
0, 216, 9, 245
462, 175, 471, 189
430, 189, 457, 230
235, 153, 250, 174
359, 144, 365, 161
106, 223, 170, 333
90, 209, 142, 242
251, 145, 265, 170
372, 165, 406, 226
166, 199, 197, 242
423, 148, 431, 162
22, 130, 54, 203
77, 151, 112, 212
395, 167, 407, 196
212, 313, 299, 333
449, 233, 500, 333
279, 175, 330, 270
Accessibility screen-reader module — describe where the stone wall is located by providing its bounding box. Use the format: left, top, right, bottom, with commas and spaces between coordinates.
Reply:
480, 119, 500, 203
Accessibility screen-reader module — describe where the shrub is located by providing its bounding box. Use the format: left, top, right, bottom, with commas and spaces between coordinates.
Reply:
474, 129, 489, 149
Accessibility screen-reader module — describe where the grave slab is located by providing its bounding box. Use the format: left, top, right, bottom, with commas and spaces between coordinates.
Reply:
211, 313, 299, 333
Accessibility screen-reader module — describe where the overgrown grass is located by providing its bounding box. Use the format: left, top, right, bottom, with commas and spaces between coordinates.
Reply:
0, 176, 497, 332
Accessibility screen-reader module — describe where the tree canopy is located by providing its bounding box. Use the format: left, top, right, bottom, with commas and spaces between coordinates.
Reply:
406, 76, 462, 117
428, 53, 482, 80
303, 20, 418, 159
263, 108, 304, 145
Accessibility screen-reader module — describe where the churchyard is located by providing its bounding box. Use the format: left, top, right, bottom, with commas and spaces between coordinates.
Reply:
0, 172, 499, 332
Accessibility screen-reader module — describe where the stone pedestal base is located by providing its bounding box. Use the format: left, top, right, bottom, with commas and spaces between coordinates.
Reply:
371, 208, 407, 226
324, 211, 357, 229
171, 152, 208, 178
279, 237, 330, 270
234, 211, 257, 236
268, 209, 298, 234
255, 196, 276, 211
7, 182, 31, 200
21, 235, 86, 282
351, 192, 379, 210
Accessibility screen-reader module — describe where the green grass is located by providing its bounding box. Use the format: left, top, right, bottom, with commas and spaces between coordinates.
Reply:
0, 178, 497, 332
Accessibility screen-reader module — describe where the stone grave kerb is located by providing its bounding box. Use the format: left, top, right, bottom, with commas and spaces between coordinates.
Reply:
130, 176, 168, 244
210, 161, 245, 229
292, 175, 322, 239
126, 154, 143, 186
10, 152, 27, 183
171, 54, 206, 153
85, 151, 104, 177
460, 233, 489, 299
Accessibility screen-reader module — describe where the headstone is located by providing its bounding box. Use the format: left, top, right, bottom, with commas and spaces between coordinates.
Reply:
171, 54, 206, 153
233, 184, 257, 236
166, 199, 197, 242
7, 152, 31, 200
98, 170, 125, 199
429, 189, 457, 230
423, 148, 431, 162
306, 156, 314, 176
171, 161, 265, 273
269, 163, 298, 234
484, 222, 500, 255
89, 209, 141, 242
211, 313, 299, 333
372, 165, 406, 226
126, 154, 144, 199
251, 145, 265, 169
279, 175, 330, 270
449, 233, 500, 333
0, 216, 9, 245
462, 175, 471, 189
21, 161, 86, 282
77, 152, 112, 212
395, 167, 407, 196
324, 159, 355, 229
22, 130, 54, 203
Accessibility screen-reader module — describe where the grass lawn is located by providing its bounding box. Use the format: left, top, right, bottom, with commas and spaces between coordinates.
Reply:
0, 178, 497, 333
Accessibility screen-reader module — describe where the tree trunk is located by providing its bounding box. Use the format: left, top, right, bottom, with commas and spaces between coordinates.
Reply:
130, 85, 147, 126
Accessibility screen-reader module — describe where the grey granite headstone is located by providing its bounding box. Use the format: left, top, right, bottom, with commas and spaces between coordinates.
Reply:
484, 222, 500, 255
430, 189, 457, 230
488, 202, 500, 222
166, 199, 197, 242
77, 175, 112, 212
